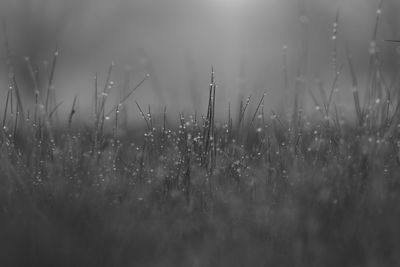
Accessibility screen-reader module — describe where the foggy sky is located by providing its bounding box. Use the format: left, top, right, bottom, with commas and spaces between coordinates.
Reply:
0, 0, 399, 122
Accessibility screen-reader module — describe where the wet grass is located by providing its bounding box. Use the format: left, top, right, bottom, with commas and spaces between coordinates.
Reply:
1, 3, 400, 267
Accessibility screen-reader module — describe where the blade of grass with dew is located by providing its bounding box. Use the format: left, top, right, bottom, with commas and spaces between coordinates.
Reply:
48, 101, 63, 120
2, 89, 10, 129
11, 75, 25, 127
307, 86, 324, 117
106, 75, 148, 117
68, 96, 78, 129
346, 44, 363, 126
45, 45, 59, 114
326, 64, 343, 115
251, 92, 267, 125
135, 101, 151, 131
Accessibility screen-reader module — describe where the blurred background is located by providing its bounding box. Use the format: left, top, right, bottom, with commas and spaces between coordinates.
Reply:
0, 0, 399, 122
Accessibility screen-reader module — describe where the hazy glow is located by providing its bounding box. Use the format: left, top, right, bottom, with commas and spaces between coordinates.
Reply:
218, 0, 240, 3
214, 0, 243, 7
1, 0, 399, 118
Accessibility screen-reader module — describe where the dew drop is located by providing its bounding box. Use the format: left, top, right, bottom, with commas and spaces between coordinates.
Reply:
370, 41, 376, 48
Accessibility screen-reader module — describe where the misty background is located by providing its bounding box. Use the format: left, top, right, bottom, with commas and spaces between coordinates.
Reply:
0, 0, 399, 123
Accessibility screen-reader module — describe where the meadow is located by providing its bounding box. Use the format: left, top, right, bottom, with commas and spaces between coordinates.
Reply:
1, 2, 400, 267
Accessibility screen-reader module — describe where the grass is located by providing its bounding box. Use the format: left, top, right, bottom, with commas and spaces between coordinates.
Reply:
1, 4, 400, 267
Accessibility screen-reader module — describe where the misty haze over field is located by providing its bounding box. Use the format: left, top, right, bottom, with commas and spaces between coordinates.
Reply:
0, 0, 399, 122
3, 2, 400, 266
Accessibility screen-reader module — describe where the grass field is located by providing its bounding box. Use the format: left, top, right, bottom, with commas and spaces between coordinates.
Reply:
1, 3, 400, 267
